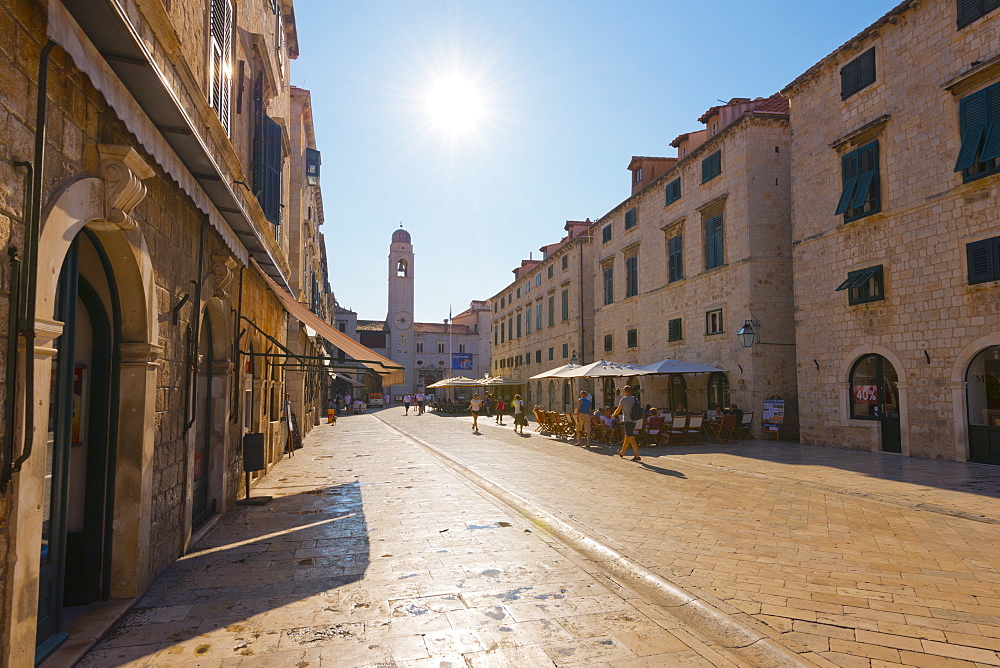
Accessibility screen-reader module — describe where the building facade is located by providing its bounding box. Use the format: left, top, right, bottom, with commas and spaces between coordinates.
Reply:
490, 221, 595, 412
785, 0, 1000, 461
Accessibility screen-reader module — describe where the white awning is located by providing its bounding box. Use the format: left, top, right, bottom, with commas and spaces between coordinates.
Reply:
255, 263, 405, 386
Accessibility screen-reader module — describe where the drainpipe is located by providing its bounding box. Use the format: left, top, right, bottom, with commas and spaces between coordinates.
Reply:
185, 214, 208, 431
11, 40, 56, 475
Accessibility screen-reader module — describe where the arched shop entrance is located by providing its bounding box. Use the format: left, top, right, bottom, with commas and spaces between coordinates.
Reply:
707, 372, 729, 412
850, 354, 901, 453
967, 346, 1000, 464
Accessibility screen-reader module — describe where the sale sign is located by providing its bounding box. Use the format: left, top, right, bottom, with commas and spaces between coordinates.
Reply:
853, 385, 878, 404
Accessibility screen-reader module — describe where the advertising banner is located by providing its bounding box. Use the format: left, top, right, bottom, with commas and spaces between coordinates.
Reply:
452, 353, 473, 370
853, 385, 878, 404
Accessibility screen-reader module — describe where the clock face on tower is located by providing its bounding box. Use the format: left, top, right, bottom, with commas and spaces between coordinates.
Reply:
393, 312, 412, 329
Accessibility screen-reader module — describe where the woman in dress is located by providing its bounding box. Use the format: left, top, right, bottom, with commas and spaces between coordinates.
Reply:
511, 394, 528, 435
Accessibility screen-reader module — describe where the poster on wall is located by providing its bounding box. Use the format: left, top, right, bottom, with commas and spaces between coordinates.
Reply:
452, 353, 473, 370
853, 385, 878, 404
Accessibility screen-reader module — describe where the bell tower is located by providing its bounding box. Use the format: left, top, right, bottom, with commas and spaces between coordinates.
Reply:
388, 226, 415, 395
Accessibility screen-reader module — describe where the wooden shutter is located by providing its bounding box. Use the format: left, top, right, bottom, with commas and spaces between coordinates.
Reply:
260, 116, 282, 224
702, 154, 712, 182
835, 150, 860, 214
955, 89, 989, 171
668, 235, 682, 282
625, 207, 637, 229
967, 237, 999, 284
958, 0, 986, 27
209, 0, 232, 134
851, 141, 879, 210
704, 216, 723, 269
980, 82, 1000, 162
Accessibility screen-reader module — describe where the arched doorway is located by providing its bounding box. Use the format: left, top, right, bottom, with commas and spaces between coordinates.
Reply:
192, 314, 215, 529
850, 354, 901, 453
707, 372, 729, 412
669, 375, 687, 412
37, 232, 120, 648
967, 346, 1000, 464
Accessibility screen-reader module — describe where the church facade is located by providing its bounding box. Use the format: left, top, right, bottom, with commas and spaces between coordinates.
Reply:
335, 228, 491, 397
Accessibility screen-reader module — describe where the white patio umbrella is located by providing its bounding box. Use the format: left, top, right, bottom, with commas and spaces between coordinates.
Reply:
528, 363, 580, 380
641, 358, 725, 374
426, 376, 479, 388
560, 359, 658, 378
476, 375, 523, 386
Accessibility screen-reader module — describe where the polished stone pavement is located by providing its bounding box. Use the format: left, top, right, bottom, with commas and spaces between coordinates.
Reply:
78, 414, 739, 668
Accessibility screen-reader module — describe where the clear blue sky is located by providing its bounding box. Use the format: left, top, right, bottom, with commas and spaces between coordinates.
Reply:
292, 0, 900, 324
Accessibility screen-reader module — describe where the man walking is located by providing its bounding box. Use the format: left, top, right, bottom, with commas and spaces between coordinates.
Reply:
415, 390, 426, 415
611, 385, 641, 461
574, 390, 592, 446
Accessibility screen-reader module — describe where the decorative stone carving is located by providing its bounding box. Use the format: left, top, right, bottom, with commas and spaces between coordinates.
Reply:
120, 342, 164, 368
211, 255, 239, 299
88, 144, 156, 232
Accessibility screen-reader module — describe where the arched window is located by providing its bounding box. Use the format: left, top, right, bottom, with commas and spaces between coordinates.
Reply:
397, 259, 408, 277
707, 372, 729, 411
849, 354, 898, 420
967, 346, 1000, 464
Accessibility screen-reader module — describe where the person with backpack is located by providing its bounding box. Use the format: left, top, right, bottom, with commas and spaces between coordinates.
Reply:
610, 385, 642, 461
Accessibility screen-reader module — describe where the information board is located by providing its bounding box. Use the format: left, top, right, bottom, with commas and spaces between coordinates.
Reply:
763, 398, 785, 426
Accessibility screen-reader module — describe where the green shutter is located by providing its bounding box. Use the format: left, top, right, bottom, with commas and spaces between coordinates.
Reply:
835, 151, 860, 215
967, 238, 995, 284
955, 89, 989, 171
850, 142, 879, 210
261, 116, 282, 224
979, 82, 1000, 161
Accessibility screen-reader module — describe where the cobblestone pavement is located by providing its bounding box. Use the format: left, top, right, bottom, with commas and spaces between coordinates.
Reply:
78, 414, 743, 668
375, 408, 1000, 668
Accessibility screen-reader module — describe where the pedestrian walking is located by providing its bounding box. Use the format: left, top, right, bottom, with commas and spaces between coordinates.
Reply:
484, 394, 493, 417
469, 393, 483, 432
415, 391, 426, 415
403, 393, 412, 415
574, 390, 592, 446
495, 397, 505, 425
511, 394, 528, 434
611, 385, 642, 461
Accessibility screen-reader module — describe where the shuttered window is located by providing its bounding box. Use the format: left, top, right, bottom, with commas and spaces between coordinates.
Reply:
958, 0, 1000, 28
209, 0, 233, 134
627, 329, 638, 348
835, 141, 880, 222
603, 265, 614, 305
664, 177, 681, 205
604, 334, 613, 352
836, 265, 884, 304
704, 215, 724, 270
840, 48, 876, 100
625, 255, 638, 297
561, 289, 569, 321
625, 207, 637, 229
668, 318, 682, 342
967, 236, 1000, 284
701, 151, 722, 183
602, 224, 612, 244
252, 71, 283, 226
954, 81, 1000, 181
668, 234, 683, 283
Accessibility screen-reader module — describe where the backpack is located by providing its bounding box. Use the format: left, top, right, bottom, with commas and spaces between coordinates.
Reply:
629, 398, 644, 421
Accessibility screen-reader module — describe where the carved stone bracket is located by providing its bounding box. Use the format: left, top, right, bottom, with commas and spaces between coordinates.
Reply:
211, 255, 239, 299
88, 144, 156, 232
120, 342, 164, 368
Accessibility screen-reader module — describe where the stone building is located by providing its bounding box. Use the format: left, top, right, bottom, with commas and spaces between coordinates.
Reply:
784, 0, 1000, 461
0, 0, 399, 663
490, 221, 595, 412
337, 228, 491, 398
588, 95, 798, 433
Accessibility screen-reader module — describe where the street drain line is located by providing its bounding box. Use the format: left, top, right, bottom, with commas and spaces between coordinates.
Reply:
375, 415, 815, 668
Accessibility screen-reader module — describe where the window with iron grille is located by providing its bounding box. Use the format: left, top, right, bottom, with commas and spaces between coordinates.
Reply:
624, 207, 637, 230
604, 334, 613, 352
668, 318, 682, 341
664, 177, 681, 206
835, 141, 880, 222
701, 151, 722, 183
958, 0, 1000, 28
603, 265, 614, 305
967, 236, 1000, 284
836, 265, 885, 304
209, 0, 233, 135
668, 234, 683, 283
627, 329, 638, 348
602, 224, 612, 244
625, 255, 638, 297
954, 81, 1000, 182
840, 48, 876, 100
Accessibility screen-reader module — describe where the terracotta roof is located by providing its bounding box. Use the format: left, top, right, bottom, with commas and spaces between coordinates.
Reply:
669, 132, 698, 148
750, 92, 789, 114
356, 320, 388, 332
627, 156, 676, 170
414, 322, 473, 335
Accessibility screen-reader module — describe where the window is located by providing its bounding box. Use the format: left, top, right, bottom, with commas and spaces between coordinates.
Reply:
625, 255, 638, 297
536, 302, 542, 330
516, 287, 521, 299
525, 280, 530, 295
500, 321, 505, 343
704, 215, 724, 270
835, 141, 880, 222
437, 343, 445, 354
494, 327, 498, 345
548, 347, 554, 361
459, 344, 466, 353
500, 359, 505, 369
209, 0, 233, 134
701, 150, 722, 183
416, 342, 423, 353
562, 343, 569, 359
634, 167, 642, 183
548, 296, 555, 327
493, 302, 498, 313
967, 236, 1000, 284
664, 177, 681, 206
840, 48, 876, 100
850, 354, 900, 422
561, 289, 569, 321
603, 265, 614, 305
836, 265, 885, 304
507, 318, 513, 341
252, 72, 283, 225
523, 351, 529, 366
602, 224, 612, 244
625, 207, 637, 230
668, 234, 683, 283
604, 334, 613, 352
337, 322, 346, 332
561, 255, 568, 270
500, 296, 505, 309
954, 81, 1000, 182
516, 313, 522, 338
958, 0, 1000, 28
536, 350, 542, 363
627, 329, 638, 348
525, 310, 532, 334
547, 266, 554, 279
535, 274, 541, 287
668, 318, 682, 342
516, 355, 522, 366
706, 309, 723, 335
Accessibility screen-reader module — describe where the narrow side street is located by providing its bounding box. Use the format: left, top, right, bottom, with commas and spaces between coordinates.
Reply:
78, 414, 742, 668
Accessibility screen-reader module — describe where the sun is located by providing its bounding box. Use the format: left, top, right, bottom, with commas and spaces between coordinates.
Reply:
425, 75, 484, 134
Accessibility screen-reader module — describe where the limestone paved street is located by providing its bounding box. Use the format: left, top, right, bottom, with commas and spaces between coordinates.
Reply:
78, 413, 739, 668
372, 408, 1000, 668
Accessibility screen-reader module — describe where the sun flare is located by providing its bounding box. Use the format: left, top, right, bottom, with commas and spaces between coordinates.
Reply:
425, 75, 484, 134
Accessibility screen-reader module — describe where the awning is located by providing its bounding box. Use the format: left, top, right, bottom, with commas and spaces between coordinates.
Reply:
641, 358, 725, 374
333, 373, 364, 387
255, 263, 405, 385
560, 360, 657, 378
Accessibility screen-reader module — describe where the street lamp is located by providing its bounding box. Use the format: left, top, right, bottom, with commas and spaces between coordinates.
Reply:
737, 320, 756, 348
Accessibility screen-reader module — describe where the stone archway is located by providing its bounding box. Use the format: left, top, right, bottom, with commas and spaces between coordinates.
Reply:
951, 333, 1000, 462
839, 344, 910, 455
